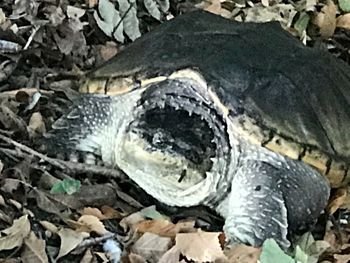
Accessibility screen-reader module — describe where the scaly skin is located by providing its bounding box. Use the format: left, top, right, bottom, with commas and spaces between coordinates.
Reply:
46, 72, 330, 249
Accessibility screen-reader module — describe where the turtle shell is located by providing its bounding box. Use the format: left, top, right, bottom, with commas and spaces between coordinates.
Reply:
81, 11, 350, 187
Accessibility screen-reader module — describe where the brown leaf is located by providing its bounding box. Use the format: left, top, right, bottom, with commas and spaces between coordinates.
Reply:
136, 219, 195, 237
81, 207, 107, 220
22, 231, 48, 263
101, 205, 124, 219
174, 230, 227, 262
0, 102, 27, 135
39, 220, 59, 234
80, 248, 98, 263
27, 188, 66, 215
337, 14, 350, 29
86, 0, 98, 8
327, 187, 347, 214
225, 244, 261, 263
0, 8, 6, 24
57, 228, 89, 259
27, 112, 46, 137
131, 232, 172, 262
1, 178, 22, 194
0, 214, 31, 250
74, 215, 108, 235
81, 206, 123, 220
129, 252, 146, 263
244, 4, 296, 28
334, 253, 350, 263
100, 42, 118, 61
158, 246, 181, 263
313, 0, 337, 38
119, 210, 149, 232
204, 0, 222, 15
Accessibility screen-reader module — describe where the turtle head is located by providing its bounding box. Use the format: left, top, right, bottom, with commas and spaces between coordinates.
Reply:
113, 71, 234, 206
47, 70, 235, 207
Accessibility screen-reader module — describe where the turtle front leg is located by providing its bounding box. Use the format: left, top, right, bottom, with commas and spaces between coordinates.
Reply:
222, 158, 330, 249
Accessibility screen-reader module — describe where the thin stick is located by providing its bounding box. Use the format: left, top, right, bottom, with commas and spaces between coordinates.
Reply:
23, 25, 40, 50
0, 134, 127, 180
75, 232, 116, 250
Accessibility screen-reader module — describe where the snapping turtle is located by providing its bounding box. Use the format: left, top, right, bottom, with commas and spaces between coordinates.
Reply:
46, 11, 350, 248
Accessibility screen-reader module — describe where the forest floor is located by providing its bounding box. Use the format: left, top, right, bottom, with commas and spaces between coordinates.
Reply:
0, 0, 350, 262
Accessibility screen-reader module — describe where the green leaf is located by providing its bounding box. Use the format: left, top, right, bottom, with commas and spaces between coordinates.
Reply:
140, 205, 167, 220
294, 12, 310, 36
50, 179, 81, 195
294, 245, 308, 263
118, 0, 141, 41
296, 232, 315, 252
93, 0, 124, 42
339, 0, 350, 12
259, 239, 295, 263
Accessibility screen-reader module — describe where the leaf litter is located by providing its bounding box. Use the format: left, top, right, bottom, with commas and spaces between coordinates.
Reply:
0, 0, 350, 262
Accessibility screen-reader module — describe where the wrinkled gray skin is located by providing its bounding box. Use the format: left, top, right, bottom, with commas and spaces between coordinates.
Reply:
46, 12, 334, 249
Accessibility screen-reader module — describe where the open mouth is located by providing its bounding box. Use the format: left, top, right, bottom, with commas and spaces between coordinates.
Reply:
114, 78, 231, 206
135, 101, 217, 180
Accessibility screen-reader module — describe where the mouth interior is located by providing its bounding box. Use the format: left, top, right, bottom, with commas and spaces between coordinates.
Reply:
138, 104, 217, 180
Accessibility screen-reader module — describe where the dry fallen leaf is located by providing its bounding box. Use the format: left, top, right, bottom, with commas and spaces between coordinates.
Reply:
81, 207, 108, 220
86, 0, 98, 8
75, 214, 108, 235
119, 206, 165, 232
100, 42, 118, 61
101, 205, 124, 219
57, 228, 89, 260
313, 0, 337, 38
131, 232, 172, 262
81, 206, 123, 220
175, 229, 227, 262
204, 0, 222, 15
225, 244, 262, 263
27, 112, 46, 137
337, 14, 350, 30
128, 252, 146, 263
306, 0, 317, 11
136, 219, 195, 237
80, 248, 97, 263
0, 214, 31, 251
334, 253, 350, 263
327, 187, 347, 214
39, 220, 59, 234
158, 246, 181, 263
244, 4, 296, 28
21, 231, 48, 263
0, 8, 6, 24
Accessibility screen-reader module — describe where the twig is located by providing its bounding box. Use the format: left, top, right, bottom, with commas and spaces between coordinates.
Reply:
23, 25, 40, 50
75, 232, 116, 251
112, 1, 135, 40
0, 134, 66, 170
0, 134, 127, 180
